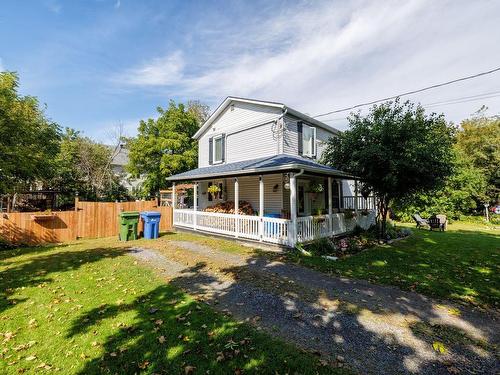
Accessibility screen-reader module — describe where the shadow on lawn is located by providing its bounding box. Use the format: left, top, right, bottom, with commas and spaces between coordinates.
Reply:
0, 245, 127, 314
3, 235, 498, 374
66, 264, 338, 375
66, 284, 308, 375
286, 227, 500, 309
164, 252, 499, 375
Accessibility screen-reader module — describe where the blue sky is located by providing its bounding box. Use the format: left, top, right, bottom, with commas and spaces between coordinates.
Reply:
1, 0, 500, 141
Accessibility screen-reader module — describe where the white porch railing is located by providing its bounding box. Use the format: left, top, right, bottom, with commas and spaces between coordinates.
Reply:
174, 209, 376, 246
296, 211, 376, 242
342, 195, 377, 210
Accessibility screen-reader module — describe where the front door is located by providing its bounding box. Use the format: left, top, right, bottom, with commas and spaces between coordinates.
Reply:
298, 180, 310, 216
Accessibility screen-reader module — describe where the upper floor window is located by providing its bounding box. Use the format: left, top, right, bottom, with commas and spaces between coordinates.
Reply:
209, 134, 225, 165
213, 135, 223, 163
301, 124, 316, 157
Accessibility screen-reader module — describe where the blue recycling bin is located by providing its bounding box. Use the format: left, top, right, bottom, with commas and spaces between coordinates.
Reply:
264, 213, 281, 236
140, 211, 162, 239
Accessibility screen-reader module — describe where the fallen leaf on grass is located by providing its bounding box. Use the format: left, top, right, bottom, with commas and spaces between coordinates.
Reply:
433, 341, 448, 354
25, 355, 37, 361
2, 331, 15, 342
36, 362, 52, 370
184, 365, 196, 374
158, 336, 166, 344
138, 361, 150, 369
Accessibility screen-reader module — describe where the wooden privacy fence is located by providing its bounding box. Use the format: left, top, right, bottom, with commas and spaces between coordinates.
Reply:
0, 200, 173, 245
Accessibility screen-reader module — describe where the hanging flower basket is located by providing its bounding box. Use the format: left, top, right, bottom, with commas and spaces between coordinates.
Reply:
207, 185, 221, 195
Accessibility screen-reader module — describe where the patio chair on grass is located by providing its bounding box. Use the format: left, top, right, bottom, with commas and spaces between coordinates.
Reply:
413, 213, 428, 229
429, 214, 448, 231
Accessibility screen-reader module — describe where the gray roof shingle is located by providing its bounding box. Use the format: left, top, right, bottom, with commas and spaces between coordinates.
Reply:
166, 154, 354, 181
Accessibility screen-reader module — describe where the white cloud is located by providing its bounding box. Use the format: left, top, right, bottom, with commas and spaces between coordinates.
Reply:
114, 0, 500, 126
117, 51, 184, 86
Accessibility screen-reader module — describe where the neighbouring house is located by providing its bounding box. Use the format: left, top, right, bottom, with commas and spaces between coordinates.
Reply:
166, 97, 376, 247
110, 146, 144, 194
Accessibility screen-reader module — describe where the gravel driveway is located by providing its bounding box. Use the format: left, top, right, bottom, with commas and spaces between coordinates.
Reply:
129, 241, 499, 375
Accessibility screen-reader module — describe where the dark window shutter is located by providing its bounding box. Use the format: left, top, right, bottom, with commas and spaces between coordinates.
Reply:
297, 121, 303, 155
221, 134, 226, 162
208, 137, 213, 165
208, 182, 213, 201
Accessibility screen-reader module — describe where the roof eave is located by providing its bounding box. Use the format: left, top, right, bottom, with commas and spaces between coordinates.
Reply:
166, 163, 355, 181
192, 96, 285, 140
285, 107, 341, 134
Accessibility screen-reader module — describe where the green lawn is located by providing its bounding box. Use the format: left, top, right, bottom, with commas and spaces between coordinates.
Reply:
287, 222, 500, 309
0, 238, 345, 374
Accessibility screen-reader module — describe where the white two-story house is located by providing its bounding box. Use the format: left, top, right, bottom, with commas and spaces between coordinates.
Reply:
167, 97, 376, 247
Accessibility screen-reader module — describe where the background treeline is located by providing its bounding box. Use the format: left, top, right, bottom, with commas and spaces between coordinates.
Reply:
0, 72, 129, 207
393, 108, 499, 221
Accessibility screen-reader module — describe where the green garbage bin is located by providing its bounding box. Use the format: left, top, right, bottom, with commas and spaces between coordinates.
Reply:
118, 211, 140, 241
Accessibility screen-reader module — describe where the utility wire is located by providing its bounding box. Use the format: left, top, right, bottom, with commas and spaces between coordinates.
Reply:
317, 90, 500, 123
313, 66, 500, 118
423, 90, 500, 107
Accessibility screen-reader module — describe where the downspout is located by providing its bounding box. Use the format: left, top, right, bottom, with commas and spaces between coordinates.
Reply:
290, 168, 304, 247
277, 107, 288, 154
294, 168, 305, 178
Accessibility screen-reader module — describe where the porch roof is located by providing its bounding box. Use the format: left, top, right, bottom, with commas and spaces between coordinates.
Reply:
166, 154, 356, 181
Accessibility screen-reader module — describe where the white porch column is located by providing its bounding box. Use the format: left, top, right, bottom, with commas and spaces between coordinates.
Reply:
193, 182, 198, 230
328, 177, 333, 234
234, 177, 239, 238
259, 175, 264, 241
354, 180, 359, 214
290, 173, 297, 246
337, 180, 342, 210
172, 182, 176, 209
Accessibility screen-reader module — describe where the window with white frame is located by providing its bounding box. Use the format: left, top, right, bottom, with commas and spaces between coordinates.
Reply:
213, 135, 223, 163
302, 124, 316, 157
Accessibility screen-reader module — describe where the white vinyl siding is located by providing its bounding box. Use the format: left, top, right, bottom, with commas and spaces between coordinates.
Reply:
225, 122, 278, 164
283, 114, 336, 160
315, 127, 334, 160
198, 102, 281, 167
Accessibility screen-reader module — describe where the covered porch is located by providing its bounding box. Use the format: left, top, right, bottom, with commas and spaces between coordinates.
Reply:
167, 155, 376, 247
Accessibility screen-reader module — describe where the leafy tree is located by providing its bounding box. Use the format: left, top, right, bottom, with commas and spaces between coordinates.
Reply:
127, 101, 201, 196
323, 99, 455, 238
0, 72, 61, 194
393, 149, 488, 220
48, 128, 129, 203
187, 100, 211, 124
455, 108, 500, 202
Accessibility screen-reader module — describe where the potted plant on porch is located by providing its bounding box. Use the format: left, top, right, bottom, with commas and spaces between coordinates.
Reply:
308, 182, 324, 200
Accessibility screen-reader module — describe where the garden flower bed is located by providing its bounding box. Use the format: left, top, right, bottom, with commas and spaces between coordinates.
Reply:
301, 224, 413, 259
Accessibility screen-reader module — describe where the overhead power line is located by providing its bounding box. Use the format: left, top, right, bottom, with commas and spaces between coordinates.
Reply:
313, 66, 500, 118
317, 89, 500, 123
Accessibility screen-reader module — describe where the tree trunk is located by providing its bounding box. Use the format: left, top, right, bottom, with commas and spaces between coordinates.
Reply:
378, 197, 389, 240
